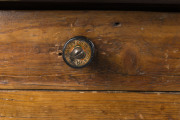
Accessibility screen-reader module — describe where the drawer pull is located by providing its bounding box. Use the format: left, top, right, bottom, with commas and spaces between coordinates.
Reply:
63, 36, 94, 68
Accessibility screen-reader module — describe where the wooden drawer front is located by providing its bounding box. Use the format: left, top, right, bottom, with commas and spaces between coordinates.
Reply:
0, 11, 179, 91
0, 10, 180, 120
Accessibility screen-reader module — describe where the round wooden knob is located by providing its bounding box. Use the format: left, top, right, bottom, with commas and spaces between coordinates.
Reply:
63, 36, 95, 68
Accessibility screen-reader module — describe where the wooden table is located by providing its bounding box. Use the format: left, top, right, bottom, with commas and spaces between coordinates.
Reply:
0, 1, 179, 120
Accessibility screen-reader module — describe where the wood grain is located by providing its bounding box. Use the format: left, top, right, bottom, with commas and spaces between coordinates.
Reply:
0, 11, 179, 91
0, 91, 179, 120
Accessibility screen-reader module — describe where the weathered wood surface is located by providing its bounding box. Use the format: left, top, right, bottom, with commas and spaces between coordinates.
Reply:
0, 11, 179, 91
0, 91, 179, 120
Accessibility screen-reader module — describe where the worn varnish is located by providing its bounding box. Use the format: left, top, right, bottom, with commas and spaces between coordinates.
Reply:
0, 91, 179, 120
0, 11, 179, 91
0, 10, 180, 120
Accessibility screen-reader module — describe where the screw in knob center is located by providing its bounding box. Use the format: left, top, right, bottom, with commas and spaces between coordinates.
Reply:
70, 46, 85, 61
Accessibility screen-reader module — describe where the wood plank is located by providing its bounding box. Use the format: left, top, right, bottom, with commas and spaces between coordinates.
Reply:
0, 91, 179, 120
0, 11, 179, 91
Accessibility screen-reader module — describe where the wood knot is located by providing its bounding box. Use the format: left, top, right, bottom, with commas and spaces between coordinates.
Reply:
120, 44, 140, 75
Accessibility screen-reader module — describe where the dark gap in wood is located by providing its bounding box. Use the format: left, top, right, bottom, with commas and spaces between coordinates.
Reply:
0, 2, 179, 12
0, 89, 179, 94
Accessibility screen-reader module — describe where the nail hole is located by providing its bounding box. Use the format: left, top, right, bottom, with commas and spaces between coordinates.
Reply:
58, 51, 63, 56
113, 22, 121, 27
